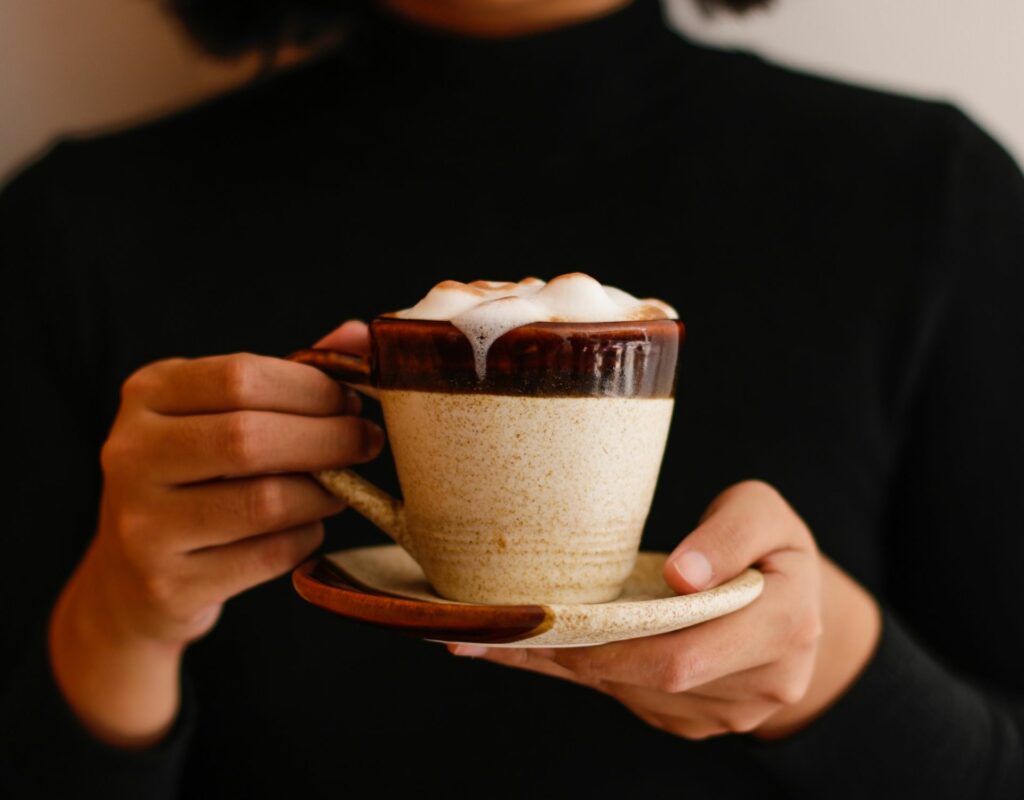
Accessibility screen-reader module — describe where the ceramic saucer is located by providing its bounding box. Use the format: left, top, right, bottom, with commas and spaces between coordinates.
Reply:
293, 545, 763, 648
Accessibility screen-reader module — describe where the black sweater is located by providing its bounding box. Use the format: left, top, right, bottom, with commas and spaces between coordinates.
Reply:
2, 1, 1023, 797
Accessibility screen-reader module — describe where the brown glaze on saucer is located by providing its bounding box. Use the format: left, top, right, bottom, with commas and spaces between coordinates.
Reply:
293, 558, 554, 644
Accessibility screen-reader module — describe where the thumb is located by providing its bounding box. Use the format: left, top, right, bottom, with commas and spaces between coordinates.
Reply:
314, 319, 370, 353
662, 480, 796, 595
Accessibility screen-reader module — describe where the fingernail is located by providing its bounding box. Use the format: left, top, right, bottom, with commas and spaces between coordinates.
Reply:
364, 422, 385, 456
451, 644, 489, 657
343, 388, 362, 415
673, 550, 713, 590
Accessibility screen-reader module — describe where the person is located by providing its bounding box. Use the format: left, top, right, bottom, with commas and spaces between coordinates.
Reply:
1, 0, 1022, 796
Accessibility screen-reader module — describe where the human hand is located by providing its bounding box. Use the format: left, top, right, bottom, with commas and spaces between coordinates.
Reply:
448, 480, 881, 741
49, 320, 379, 746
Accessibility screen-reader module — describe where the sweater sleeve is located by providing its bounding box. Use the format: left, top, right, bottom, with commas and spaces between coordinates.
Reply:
745, 606, 1024, 797
745, 108, 1024, 797
0, 145, 197, 797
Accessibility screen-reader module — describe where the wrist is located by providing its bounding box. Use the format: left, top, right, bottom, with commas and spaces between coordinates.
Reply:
754, 556, 882, 739
48, 548, 185, 749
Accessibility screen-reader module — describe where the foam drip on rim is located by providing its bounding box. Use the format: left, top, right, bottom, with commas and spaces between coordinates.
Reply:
393, 273, 678, 380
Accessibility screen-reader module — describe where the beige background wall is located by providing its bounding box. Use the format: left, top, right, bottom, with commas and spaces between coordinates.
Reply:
2, 0, 1023, 183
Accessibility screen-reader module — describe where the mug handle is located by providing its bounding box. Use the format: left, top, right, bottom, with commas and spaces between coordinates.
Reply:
286, 348, 413, 559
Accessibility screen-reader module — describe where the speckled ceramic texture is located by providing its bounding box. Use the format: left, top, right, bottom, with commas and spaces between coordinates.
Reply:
349, 389, 675, 604
317, 545, 764, 648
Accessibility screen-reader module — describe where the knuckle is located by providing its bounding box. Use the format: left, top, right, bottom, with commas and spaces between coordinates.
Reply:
222, 412, 262, 470
657, 667, 686, 694
113, 518, 152, 569
679, 722, 728, 741
804, 612, 824, 648
709, 517, 745, 562
791, 607, 824, 650
764, 681, 806, 706
140, 571, 180, 612
244, 479, 287, 528
99, 435, 129, 474
101, 504, 156, 567
774, 681, 809, 706
657, 653, 700, 694
723, 708, 771, 734
121, 359, 182, 404
761, 668, 812, 706
774, 602, 822, 654
728, 719, 761, 735
735, 479, 780, 503
220, 354, 261, 407
732, 479, 796, 524
181, 604, 223, 640
119, 366, 153, 403
112, 508, 152, 548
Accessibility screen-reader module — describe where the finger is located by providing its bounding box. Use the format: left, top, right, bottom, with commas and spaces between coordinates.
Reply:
655, 719, 730, 741
543, 563, 817, 691
146, 411, 385, 484
184, 521, 325, 606
448, 645, 586, 686
125, 353, 358, 416
155, 475, 346, 552
607, 682, 776, 737
605, 696, 730, 741
663, 480, 814, 594
451, 644, 784, 739
314, 319, 371, 353
669, 654, 817, 707
627, 706, 676, 735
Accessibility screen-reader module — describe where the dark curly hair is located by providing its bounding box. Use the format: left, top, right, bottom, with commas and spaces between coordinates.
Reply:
166, 0, 772, 58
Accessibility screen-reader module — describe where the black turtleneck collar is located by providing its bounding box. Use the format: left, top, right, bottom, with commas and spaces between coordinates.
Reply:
335, 0, 685, 163
350, 0, 667, 85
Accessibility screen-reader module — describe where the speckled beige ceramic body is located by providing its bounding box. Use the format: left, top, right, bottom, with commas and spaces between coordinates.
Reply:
375, 389, 675, 604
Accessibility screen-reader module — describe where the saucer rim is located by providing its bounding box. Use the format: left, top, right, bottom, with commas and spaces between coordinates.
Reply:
293, 545, 764, 647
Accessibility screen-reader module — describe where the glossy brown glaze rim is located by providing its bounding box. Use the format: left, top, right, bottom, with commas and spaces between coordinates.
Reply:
369, 315, 684, 398
292, 558, 555, 644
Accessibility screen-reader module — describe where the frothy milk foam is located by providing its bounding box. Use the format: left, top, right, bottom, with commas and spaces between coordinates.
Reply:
394, 272, 678, 379
382, 273, 679, 604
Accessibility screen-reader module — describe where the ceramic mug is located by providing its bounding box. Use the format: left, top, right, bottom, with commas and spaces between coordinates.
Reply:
288, 314, 684, 605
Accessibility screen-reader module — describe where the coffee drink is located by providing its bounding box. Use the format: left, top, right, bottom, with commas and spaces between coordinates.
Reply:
290, 273, 683, 605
